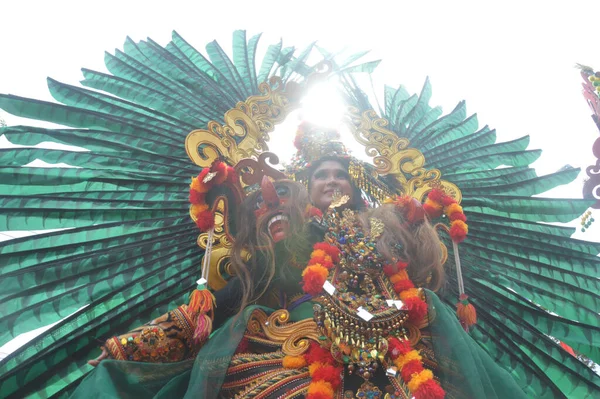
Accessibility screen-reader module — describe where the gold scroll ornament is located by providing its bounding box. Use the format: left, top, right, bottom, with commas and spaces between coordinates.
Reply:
185, 77, 303, 169
192, 198, 250, 291
246, 309, 320, 357
347, 107, 462, 203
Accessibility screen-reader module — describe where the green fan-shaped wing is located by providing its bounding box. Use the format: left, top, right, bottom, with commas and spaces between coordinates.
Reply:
0, 31, 372, 398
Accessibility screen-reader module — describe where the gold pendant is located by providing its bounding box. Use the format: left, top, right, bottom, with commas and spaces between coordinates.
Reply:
355, 381, 383, 398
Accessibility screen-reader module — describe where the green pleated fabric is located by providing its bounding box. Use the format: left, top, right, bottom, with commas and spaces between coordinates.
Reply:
69, 292, 531, 399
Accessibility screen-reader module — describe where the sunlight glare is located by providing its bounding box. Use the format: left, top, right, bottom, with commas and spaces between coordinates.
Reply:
300, 82, 346, 129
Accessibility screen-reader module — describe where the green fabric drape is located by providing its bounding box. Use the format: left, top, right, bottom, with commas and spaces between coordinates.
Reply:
71, 291, 529, 398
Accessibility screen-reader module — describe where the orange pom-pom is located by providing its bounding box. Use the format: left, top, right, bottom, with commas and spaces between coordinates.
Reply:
188, 288, 215, 314
309, 254, 334, 269
407, 369, 434, 393
394, 350, 422, 369
399, 288, 419, 300
311, 249, 327, 258
191, 203, 209, 217
282, 355, 307, 369
450, 220, 468, 243
313, 243, 340, 263
444, 203, 462, 217
456, 294, 477, 330
307, 380, 334, 398
389, 270, 409, 283
302, 264, 329, 295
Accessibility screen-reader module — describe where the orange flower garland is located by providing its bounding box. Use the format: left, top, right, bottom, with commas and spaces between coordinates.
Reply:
301, 243, 340, 296
304, 342, 342, 399
387, 337, 445, 399
189, 160, 236, 232
422, 188, 468, 243
422, 189, 476, 330
383, 261, 428, 322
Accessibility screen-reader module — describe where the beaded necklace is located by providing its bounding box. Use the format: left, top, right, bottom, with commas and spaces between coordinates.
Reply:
300, 196, 445, 399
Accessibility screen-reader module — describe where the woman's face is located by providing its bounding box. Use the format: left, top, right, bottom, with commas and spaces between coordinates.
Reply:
309, 160, 354, 211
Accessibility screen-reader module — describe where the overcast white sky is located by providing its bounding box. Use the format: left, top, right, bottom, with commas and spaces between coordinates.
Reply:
1, 0, 599, 237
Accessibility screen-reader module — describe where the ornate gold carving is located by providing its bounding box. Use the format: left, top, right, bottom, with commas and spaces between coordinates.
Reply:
194, 198, 249, 291
347, 107, 462, 203
235, 152, 286, 187
246, 309, 320, 356
185, 77, 302, 168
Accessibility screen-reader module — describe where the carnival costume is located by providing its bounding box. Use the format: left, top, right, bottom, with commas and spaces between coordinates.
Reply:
0, 31, 599, 398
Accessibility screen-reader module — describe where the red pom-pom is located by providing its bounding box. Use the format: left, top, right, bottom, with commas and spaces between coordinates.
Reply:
441, 196, 455, 207
195, 210, 215, 231
404, 296, 428, 322
306, 392, 331, 399
189, 189, 206, 205
396, 260, 409, 270
393, 279, 415, 293
427, 189, 445, 202
449, 212, 467, 222
449, 224, 467, 243
210, 161, 229, 184
383, 263, 396, 276
313, 243, 340, 263
197, 168, 212, 185
400, 359, 424, 382
414, 379, 446, 399
304, 342, 334, 365
307, 206, 323, 218
312, 365, 343, 390
388, 337, 413, 358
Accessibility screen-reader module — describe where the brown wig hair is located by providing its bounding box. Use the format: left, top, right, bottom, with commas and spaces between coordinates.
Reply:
306, 156, 367, 212
363, 204, 445, 291
230, 180, 311, 314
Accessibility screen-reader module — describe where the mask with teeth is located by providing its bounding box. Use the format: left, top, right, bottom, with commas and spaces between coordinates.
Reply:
253, 177, 301, 243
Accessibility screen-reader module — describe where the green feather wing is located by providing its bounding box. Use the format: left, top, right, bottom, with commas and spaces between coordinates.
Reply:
0, 31, 370, 398
369, 81, 600, 398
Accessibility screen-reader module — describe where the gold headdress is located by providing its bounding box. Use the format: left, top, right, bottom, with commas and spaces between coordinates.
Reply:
285, 120, 395, 204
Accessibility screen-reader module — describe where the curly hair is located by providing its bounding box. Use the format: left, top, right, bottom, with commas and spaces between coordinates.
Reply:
362, 204, 445, 291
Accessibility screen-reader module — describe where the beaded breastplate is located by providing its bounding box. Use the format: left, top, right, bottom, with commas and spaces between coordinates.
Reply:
312, 200, 412, 391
